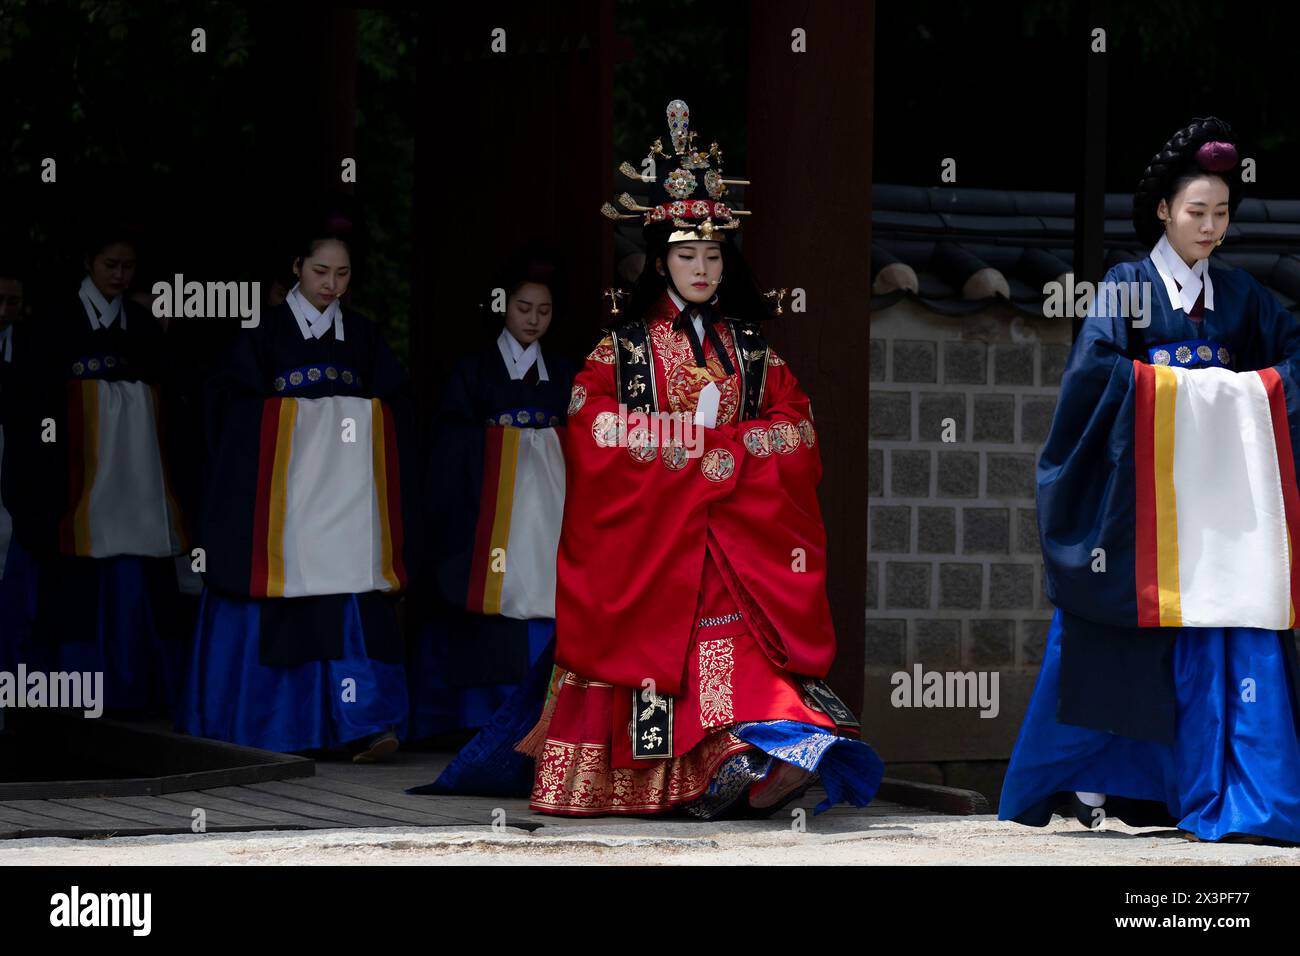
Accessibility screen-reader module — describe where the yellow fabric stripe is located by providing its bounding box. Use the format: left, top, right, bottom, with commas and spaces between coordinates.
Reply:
73, 381, 99, 555
1152, 366, 1182, 626
482, 426, 521, 614
1289, 527, 1296, 628
265, 399, 297, 598
370, 399, 399, 590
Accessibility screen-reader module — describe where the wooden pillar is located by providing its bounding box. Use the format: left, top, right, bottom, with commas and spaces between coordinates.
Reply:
1074, 0, 1109, 339
414, 0, 614, 422
746, 0, 873, 714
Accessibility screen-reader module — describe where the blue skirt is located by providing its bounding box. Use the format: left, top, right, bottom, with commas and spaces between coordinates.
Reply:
406, 615, 555, 740
999, 608, 1300, 842
178, 589, 408, 753
0, 535, 41, 675
42, 554, 185, 714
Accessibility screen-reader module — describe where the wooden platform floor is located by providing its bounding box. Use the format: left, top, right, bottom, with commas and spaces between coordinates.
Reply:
0, 749, 941, 840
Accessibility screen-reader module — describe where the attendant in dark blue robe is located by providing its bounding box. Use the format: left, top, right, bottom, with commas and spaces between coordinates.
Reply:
2, 229, 192, 713
407, 257, 574, 761
0, 263, 41, 680
1000, 117, 1300, 843
179, 218, 418, 760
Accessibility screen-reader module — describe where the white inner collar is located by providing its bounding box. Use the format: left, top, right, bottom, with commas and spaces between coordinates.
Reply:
1151, 234, 1214, 314
497, 327, 547, 381
79, 275, 125, 331
286, 283, 344, 341
666, 287, 721, 342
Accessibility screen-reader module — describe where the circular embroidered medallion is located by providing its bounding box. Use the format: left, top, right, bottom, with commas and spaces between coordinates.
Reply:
1218, 346, 1230, 365
1153, 349, 1171, 365
661, 442, 689, 471
667, 361, 739, 423
498, 413, 513, 426
700, 447, 735, 482
568, 383, 586, 415
307, 366, 321, 382
326, 366, 339, 380
341, 370, 354, 384
743, 426, 772, 458
1175, 345, 1193, 364
289, 370, 304, 386
1196, 344, 1213, 362
274, 376, 286, 392
592, 410, 625, 448
517, 410, 532, 424
87, 358, 100, 372
797, 418, 816, 448
549, 415, 559, 426
104, 356, 117, 368
627, 426, 657, 463
769, 420, 801, 455
72, 362, 85, 376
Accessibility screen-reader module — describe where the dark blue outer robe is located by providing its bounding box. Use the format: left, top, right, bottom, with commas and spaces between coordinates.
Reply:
1041, 256, 1300, 743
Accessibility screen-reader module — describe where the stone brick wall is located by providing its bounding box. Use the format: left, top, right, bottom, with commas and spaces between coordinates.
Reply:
864, 300, 1073, 768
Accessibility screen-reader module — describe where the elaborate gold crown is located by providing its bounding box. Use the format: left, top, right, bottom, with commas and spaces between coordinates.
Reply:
601, 99, 751, 243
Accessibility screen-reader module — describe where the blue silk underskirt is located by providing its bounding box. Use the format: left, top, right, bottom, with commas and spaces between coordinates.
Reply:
0, 535, 40, 675
177, 588, 408, 753
31, 553, 184, 713
408, 635, 557, 797
999, 608, 1300, 842
406, 616, 554, 740
731, 720, 886, 814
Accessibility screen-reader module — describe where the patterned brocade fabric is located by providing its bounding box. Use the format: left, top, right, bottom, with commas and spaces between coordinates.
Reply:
529, 729, 752, 815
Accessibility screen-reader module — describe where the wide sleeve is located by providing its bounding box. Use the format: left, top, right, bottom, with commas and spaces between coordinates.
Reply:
1251, 277, 1300, 478
1037, 268, 1144, 628
553, 334, 746, 696
426, 355, 490, 609
705, 348, 837, 678
197, 329, 269, 596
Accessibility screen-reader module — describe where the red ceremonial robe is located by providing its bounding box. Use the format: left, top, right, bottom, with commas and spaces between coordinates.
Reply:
530, 292, 841, 816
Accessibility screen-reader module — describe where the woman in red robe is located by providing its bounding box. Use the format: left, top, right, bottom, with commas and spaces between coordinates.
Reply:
521, 100, 883, 819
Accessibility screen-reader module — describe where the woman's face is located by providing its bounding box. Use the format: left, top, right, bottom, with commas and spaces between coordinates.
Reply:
660, 241, 723, 303
1158, 175, 1229, 266
294, 239, 351, 310
86, 242, 137, 300
504, 281, 552, 346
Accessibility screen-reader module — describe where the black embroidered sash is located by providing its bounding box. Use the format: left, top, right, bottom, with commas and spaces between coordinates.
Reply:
611, 318, 769, 421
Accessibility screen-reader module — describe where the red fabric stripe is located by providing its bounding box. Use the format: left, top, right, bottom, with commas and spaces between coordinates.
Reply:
1259, 368, 1300, 617
58, 383, 87, 554
1133, 361, 1161, 626
380, 402, 406, 587
249, 398, 283, 595
466, 427, 505, 612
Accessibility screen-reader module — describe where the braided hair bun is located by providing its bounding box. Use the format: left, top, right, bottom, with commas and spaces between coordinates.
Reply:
1133, 116, 1243, 248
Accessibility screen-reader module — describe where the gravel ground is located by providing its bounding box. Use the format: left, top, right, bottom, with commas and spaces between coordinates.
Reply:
3, 814, 1299, 865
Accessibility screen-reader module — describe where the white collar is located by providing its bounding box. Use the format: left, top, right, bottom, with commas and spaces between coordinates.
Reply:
666, 287, 722, 340
497, 328, 547, 381
0, 325, 11, 363
79, 276, 125, 331
1150, 234, 1214, 314
286, 283, 344, 341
